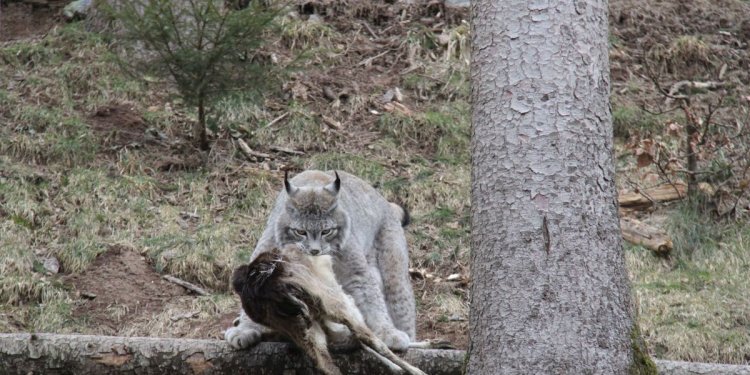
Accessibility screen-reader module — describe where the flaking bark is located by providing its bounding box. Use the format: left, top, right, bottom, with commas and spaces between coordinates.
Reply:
469, 0, 634, 373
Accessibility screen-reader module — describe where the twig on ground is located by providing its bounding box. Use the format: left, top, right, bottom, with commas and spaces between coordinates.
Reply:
665, 81, 725, 105
270, 146, 305, 155
624, 178, 657, 208
163, 275, 210, 296
169, 311, 200, 322
699, 95, 725, 146
258, 112, 289, 131
357, 50, 389, 67
640, 104, 681, 116
360, 21, 379, 39
235, 138, 271, 160
654, 158, 685, 198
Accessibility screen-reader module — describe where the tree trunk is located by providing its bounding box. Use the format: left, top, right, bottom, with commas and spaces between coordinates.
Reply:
196, 98, 209, 150
685, 109, 699, 198
0, 333, 464, 375
469, 0, 635, 373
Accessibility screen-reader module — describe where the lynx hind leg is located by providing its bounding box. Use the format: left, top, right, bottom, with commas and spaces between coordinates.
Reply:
225, 310, 268, 349
376, 220, 417, 340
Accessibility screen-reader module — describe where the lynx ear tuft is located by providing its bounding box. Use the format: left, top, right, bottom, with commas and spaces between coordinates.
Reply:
324, 171, 341, 195
284, 170, 299, 196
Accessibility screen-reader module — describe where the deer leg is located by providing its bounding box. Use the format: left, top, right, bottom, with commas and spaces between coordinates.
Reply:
293, 322, 341, 375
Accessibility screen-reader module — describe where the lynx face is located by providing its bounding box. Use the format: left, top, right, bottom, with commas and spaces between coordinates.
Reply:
280, 172, 348, 256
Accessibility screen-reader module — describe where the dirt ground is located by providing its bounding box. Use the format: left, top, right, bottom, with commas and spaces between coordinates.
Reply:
0, 2, 65, 42
64, 245, 189, 335
2, 0, 749, 363
0, 0, 471, 348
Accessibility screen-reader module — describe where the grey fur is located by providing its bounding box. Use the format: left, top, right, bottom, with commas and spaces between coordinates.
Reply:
225, 170, 416, 351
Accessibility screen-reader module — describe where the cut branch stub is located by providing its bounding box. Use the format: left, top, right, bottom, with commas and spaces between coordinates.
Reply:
620, 217, 673, 255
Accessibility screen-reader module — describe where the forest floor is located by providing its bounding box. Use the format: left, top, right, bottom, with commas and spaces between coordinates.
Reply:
1, 0, 749, 364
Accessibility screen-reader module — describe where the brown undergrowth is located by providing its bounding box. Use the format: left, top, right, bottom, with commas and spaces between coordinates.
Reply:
0, 0, 471, 349
1, 0, 749, 363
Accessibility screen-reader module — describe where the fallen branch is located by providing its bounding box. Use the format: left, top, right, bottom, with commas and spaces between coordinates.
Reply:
620, 217, 672, 255
235, 138, 271, 160
162, 275, 210, 296
618, 183, 687, 208
0, 334, 464, 375
665, 81, 725, 105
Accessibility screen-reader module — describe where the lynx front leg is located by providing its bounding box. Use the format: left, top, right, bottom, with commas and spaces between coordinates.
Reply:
224, 310, 273, 349
334, 252, 410, 351
376, 220, 417, 340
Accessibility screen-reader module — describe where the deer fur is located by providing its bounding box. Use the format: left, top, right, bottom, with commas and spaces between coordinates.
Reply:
232, 244, 426, 375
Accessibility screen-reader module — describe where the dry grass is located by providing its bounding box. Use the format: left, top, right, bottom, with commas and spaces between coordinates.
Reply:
1, 1, 749, 363
279, 14, 339, 51
627, 207, 750, 363
118, 294, 237, 338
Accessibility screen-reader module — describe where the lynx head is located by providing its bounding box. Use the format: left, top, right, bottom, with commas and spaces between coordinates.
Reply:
280, 171, 348, 256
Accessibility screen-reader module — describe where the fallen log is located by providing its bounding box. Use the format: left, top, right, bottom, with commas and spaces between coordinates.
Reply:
0, 333, 464, 375
654, 359, 750, 375
620, 217, 673, 255
619, 183, 687, 208
2, 334, 749, 375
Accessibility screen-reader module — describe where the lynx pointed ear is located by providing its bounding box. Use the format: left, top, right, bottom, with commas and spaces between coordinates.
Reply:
284, 170, 299, 196
324, 171, 341, 195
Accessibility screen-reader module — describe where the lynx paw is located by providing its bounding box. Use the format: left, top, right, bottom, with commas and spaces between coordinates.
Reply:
225, 325, 261, 349
376, 327, 410, 352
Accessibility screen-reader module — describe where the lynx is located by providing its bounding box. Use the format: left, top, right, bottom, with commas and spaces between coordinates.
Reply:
225, 170, 416, 351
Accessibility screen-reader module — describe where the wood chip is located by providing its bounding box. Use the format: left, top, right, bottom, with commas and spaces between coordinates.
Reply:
383, 102, 413, 116
323, 87, 337, 101
446, 273, 462, 281
81, 292, 97, 300
393, 87, 404, 102
42, 257, 60, 275
321, 115, 342, 130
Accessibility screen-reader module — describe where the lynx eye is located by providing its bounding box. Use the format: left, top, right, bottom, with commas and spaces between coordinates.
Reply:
321, 228, 336, 237
292, 229, 307, 237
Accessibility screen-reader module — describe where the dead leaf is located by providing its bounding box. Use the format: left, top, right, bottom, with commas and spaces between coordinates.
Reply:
637, 152, 653, 168
667, 122, 682, 136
